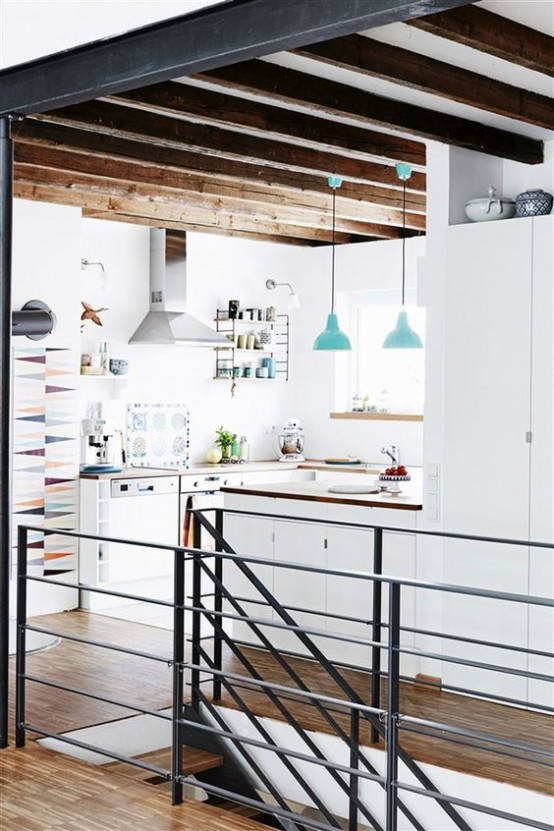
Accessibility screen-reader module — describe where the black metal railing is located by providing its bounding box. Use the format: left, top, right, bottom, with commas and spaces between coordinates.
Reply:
11, 513, 554, 831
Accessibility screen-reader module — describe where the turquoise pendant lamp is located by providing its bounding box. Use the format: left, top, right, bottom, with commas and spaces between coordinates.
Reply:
313, 176, 352, 351
383, 163, 423, 350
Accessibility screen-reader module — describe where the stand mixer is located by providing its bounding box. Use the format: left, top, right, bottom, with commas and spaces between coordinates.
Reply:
277, 417, 305, 462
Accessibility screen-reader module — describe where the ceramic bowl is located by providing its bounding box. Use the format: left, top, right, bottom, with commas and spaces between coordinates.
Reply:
515, 189, 553, 218
109, 358, 129, 376
465, 196, 516, 222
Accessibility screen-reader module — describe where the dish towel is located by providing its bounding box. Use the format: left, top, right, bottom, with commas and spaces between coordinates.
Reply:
182, 493, 221, 550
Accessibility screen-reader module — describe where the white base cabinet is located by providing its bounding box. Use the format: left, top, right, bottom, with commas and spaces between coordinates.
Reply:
223, 494, 419, 676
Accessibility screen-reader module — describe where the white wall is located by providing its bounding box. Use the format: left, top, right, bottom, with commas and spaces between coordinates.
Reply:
291, 236, 425, 466
79, 218, 426, 467
0, 1, 223, 67
79, 219, 304, 463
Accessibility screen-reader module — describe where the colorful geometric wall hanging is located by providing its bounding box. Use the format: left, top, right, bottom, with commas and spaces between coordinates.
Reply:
12, 348, 79, 578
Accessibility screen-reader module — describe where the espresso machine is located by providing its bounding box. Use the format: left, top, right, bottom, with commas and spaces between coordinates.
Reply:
277, 416, 305, 462
81, 402, 124, 473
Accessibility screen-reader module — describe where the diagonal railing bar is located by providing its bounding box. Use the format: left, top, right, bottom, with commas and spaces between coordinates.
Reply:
192, 603, 379, 831
184, 679, 385, 785
196, 604, 381, 831
193, 508, 472, 831
192, 636, 344, 830
192, 688, 307, 831
192, 543, 424, 831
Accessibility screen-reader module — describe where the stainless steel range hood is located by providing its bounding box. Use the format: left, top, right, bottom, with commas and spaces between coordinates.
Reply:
129, 228, 228, 346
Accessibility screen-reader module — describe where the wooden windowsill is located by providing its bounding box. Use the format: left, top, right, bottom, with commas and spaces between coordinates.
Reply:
330, 412, 423, 422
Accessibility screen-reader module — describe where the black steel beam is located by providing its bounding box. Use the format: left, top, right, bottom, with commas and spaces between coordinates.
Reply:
0, 117, 13, 749
0, 0, 474, 117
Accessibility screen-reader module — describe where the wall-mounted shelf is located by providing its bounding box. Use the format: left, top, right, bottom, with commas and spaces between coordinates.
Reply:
214, 309, 289, 382
330, 412, 423, 422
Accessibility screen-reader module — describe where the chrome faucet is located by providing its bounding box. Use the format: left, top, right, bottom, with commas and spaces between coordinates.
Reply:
381, 445, 399, 465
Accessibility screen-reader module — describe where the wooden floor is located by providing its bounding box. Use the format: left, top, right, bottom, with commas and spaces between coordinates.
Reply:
3, 609, 553, 821
0, 742, 272, 831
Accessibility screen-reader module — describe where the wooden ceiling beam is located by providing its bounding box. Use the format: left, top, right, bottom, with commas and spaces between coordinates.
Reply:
14, 120, 426, 212
37, 100, 428, 190
110, 80, 426, 167
295, 34, 554, 130
13, 142, 425, 231
408, 6, 554, 78
198, 60, 544, 164
14, 162, 408, 240
13, 177, 379, 244
81, 210, 318, 246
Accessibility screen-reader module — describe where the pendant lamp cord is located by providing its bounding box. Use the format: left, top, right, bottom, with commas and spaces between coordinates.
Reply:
331, 185, 336, 314
401, 179, 406, 306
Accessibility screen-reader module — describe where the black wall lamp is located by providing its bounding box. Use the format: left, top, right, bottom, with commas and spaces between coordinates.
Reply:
12, 300, 57, 340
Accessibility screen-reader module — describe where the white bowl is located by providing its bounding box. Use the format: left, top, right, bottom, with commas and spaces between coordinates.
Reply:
465, 196, 516, 222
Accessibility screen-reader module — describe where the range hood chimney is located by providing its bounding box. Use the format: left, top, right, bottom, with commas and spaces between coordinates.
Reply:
129, 228, 228, 346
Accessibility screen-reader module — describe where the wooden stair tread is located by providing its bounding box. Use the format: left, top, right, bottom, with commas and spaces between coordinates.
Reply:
208, 797, 264, 819
105, 745, 224, 779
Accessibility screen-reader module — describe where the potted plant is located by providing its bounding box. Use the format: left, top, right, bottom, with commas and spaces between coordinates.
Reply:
214, 426, 234, 460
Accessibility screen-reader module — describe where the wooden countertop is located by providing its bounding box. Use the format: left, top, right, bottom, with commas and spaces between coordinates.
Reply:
222, 481, 422, 511
298, 461, 380, 475
79, 460, 300, 480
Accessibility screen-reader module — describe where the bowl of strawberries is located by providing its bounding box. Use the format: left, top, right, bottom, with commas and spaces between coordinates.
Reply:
379, 465, 411, 481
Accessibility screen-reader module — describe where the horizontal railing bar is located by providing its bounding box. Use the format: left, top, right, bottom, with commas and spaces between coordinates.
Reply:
400, 645, 553, 683
189, 601, 551, 685
395, 781, 554, 831
23, 574, 175, 606
184, 602, 383, 648
401, 722, 554, 769
183, 661, 382, 715
402, 673, 554, 715
402, 624, 554, 660
23, 674, 173, 720
230, 636, 376, 678
18, 523, 199, 554
24, 625, 172, 664
178, 715, 385, 785
19, 523, 554, 607
177, 775, 335, 831
400, 713, 554, 758
229, 595, 554, 660
22, 723, 171, 777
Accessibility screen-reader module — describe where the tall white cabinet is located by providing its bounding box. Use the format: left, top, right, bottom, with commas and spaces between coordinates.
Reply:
440, 215, 554, 705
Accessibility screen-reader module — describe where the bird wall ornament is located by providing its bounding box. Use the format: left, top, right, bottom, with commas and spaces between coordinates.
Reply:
81, 301, 109, 329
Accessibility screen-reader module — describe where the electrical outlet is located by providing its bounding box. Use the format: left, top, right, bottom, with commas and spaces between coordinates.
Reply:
262, 424, 275, 435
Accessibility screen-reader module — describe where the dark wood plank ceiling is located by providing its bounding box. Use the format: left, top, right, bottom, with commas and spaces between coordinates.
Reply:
10, 3, 553, 247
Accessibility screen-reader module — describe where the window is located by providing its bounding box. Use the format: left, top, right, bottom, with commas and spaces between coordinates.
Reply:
351, 304, 425, 414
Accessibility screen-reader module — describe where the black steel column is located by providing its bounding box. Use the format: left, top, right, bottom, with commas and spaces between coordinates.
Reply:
385, 582, 401, 831
171, 547, 185, 806
15, 525, 28, 747
348, 709, 360, 831
191, 520, 202, 711
370, 527, 383, 743
0, 116, 14, 749
213, 508, 223, 700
